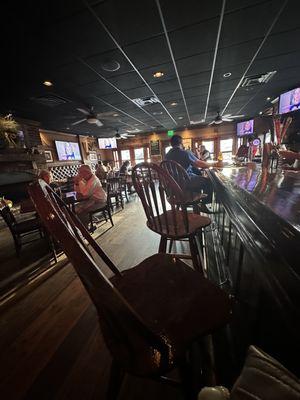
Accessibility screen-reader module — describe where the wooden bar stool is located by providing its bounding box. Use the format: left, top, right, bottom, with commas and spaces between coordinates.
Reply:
29, 179, 232, 400
161, 160, 207, 213
132, 162, 211, 273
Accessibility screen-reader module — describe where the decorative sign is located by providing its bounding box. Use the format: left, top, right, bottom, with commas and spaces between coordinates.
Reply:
252, 138, 261, 146
132, 96, 160, 107
167, 130, 174, 137
89, 152, 98, 161
44, 150, 53, 162
150, 140, 160, 156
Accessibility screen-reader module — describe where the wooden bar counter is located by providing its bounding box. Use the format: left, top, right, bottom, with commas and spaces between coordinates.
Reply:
206, 164, 300, 376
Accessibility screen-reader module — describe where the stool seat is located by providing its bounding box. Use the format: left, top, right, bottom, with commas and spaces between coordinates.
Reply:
111, 253, 232, 376
148, 210, 211, 238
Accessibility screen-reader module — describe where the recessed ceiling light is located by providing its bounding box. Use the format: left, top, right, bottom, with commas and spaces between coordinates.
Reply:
267, 97, 271, 101
43, 80, 53, 87
170, 102, 178, 106
153, 111, 163, 115
223, 72, 231, 78
153, 71, 164, 78
259, 111, 263, 115
113, 113, 119, 117
101, 60, 120, 72
178, 116, 183, 120
66, 127, 70, 130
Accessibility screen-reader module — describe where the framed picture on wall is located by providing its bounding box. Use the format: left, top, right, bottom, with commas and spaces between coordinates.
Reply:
89, 152, 98, 161
44, 150, 53, 162
150, 140, 160, 156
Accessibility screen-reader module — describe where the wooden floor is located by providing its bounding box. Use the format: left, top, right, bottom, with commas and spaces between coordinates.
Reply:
0, 198, 184, 400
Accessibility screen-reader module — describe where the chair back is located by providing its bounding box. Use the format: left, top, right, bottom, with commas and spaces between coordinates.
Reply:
107, 177, 122, 193
28, 180, 169, 374
132, 162, 190, 236
0, 204, 17, 233
160, 160, 191, 190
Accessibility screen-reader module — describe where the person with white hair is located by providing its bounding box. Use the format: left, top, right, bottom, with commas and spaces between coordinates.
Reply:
74, 165, 107, 226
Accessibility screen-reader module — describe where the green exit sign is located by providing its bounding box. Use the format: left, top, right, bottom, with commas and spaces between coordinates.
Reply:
167, 130, 174, 137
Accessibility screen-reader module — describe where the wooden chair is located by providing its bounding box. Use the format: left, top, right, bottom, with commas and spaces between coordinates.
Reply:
88, 182, 114, 233
132, 162, 211, 273
160, 160, 207, 213
107, 177, 124, 210
29, 180, 232, 400
0, 203, 43, 256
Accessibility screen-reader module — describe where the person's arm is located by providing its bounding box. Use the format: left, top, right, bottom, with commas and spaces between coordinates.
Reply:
193, 159, 210, 168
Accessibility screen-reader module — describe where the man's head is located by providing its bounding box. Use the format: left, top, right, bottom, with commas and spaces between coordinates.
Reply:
78, 165, 93, 181
199, 145, 206, 152
170, 135, 183, 148
39, 170, 52, 184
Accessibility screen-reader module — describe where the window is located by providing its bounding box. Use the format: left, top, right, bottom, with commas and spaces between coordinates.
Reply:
202, 140, 214, 157
121, 149, 130, 162
134, 148, 144, 163
220, 138, 233, 161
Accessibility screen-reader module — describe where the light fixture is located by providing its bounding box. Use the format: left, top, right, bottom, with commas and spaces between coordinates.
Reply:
153, 111, 163, 115
178, 116, 183, 120
113, 113, 119, 117
267, 97, 271, 101
153, 71, 164, 78
223, 72, 231, 78
43, 80, 53, 87
259, 111, 263, 115
170, 102, 178, 106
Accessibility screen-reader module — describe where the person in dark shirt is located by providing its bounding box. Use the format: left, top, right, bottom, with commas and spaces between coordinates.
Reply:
119, 160, 130, 175
165, 135, 213, 210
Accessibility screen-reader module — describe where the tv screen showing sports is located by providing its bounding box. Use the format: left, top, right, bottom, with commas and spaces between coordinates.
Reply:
55, 141, 82, 161
279, 87, 300, 114
98, 138, 117, 149
237, 119, 254, 137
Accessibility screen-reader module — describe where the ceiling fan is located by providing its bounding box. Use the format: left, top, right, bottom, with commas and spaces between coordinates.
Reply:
115, 130, 136, 140
209, 112, 244, 125
71, 106, 114, 127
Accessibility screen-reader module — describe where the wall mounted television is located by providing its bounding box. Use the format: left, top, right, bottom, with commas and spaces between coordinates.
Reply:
98, 137, 117, 149
237, 119, 254, 137
279, 87, 300, 115
55, 140, 82, 161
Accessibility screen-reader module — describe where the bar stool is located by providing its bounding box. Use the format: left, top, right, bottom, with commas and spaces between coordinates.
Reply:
161, 160, 207, 213
132, 162, 211, 273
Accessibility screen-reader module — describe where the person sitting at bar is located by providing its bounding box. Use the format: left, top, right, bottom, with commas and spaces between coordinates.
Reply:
165, 135, 213, 212
74, 165, 107, 226
119, 160, 131, 176
38, 170, 61, 194
95, 161, 107, 181
197, 144, 211, 161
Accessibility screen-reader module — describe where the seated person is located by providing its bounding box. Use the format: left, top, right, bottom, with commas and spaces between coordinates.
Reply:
74, 165, 107, 226
95, 161, 107, 181
196, 145, 211, 161
165, 135, 213, 212
119, 160, 131, 176
38, 170, 61, 194
104, 161, 112, 173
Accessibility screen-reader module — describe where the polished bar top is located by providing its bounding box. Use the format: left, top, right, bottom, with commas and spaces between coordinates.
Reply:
211, 164, 300, 234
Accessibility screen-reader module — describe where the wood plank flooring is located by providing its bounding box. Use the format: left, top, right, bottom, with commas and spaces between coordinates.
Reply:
0, 198, 183, 399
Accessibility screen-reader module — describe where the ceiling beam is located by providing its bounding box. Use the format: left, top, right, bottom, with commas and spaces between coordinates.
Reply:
203, 0, 226, 121
220, 0, 289, 116
155, 0, 191, 124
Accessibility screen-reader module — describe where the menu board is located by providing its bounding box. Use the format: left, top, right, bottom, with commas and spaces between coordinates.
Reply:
150, 140, 160, 155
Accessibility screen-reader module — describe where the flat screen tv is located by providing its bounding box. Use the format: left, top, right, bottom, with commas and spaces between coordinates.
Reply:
98, 138, 117, 149
55, 140, 82, 161
237, 119, 254, 137
279, 87, 300, 114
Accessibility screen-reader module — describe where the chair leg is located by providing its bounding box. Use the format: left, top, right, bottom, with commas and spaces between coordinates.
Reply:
106, 360, 125, 400
159, 236, 167, 253
103, 210, 108, 222
120, 193, 124, 209
189, 236, 203, 273
107, 206, 114, 227
168, 239, 174, 253
89, 213, 95, 233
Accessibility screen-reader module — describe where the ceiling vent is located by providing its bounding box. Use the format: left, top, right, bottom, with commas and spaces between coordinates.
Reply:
241, 71, 277, 87
132, 96, 160, 107
31, 94, 68, 107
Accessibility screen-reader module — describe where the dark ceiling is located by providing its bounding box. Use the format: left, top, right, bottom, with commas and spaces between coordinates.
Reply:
2, 0, 300, 137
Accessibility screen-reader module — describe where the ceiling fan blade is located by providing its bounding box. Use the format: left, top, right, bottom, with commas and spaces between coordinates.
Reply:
222, 118, 233, 121
209, 120, 215, 125
125, 134, 135, 137
95, 120, 103, 127
71, 118, 87, 126
77, 108, 90, 115
229, 115, 244, 118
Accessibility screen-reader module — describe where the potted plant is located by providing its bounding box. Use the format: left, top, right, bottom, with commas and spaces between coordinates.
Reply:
0, 116, 20, 149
